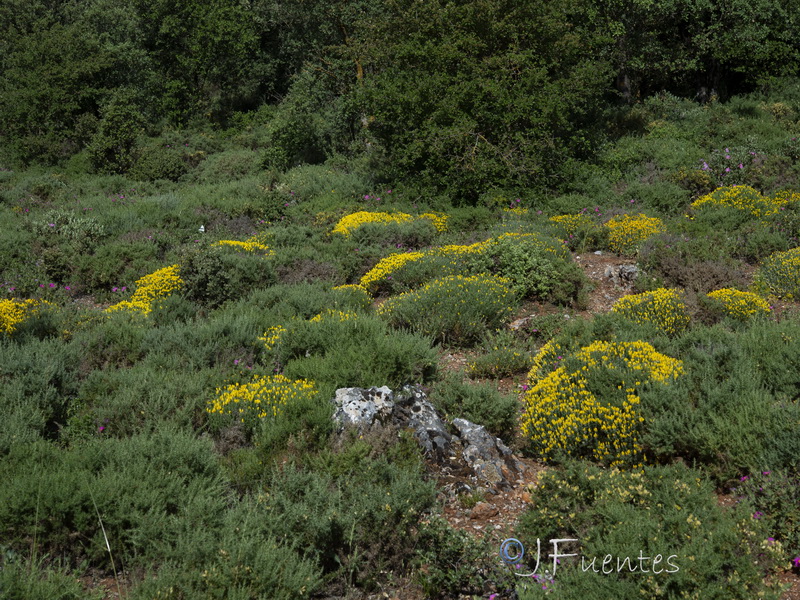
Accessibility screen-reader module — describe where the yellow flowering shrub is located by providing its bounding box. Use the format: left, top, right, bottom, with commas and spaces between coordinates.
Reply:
0, 298, 49, 336
550, 213, 594, 237
520, 340, 683, 468
691, 185, 778, 218
753, 247, 800, 299
212, 235, 273, 255
359, 251, 425, 292
207, 374, 317, 428
605, 213, 665, 255
309, 309, 359, 323
358, 233, 566, 296
706, 288, 771, 320
106, 264, 183, 316
259, 325, 286, 351
332, 211, 447, 236
611, 288, 690, 335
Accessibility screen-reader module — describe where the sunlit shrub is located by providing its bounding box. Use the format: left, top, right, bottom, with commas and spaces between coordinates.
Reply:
605, 213, 665, 256
378, 274, 516, 346
520, 340, 683, 468
706, 288, 771, 320
753, 247, 800, 299
105, 264, 182, 316
611, 288, 690, 335
0, 298, 50, 336
332, 211, 447, 236
208, 374, 318, 432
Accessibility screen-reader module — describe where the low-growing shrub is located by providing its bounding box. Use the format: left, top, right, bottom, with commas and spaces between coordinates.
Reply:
753, 246, 800, 299
105, 264, 183, 316
732, 470, 800, 569
705, 288, 772, 321
521, 340, 683, 468
467, 329, 534, 379
515, 461, 782, 600
378, 274, 517, 347
268, 311, 437, 397
605, 213, 665, 256
428, 372, 518, 441
611, 288, 690, 336
181, 245, 277, 308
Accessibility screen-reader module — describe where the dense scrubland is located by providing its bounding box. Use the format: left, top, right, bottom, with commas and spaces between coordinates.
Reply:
2, 1, 800, 598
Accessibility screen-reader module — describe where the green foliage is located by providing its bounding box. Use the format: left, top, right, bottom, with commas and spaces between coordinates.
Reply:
180, 244, 277, 308
414, 515, 514, 597
515, 461, 782, 600
87, 91, 143, 174
733, 470, 800, 566
476, 235, 587, 305
467, 328, 534, 379
378, 274, 518, 347
0, 429, 227, 569
0, 554, 103, 600
259, 457, 437, 584
276, 312, 437, 397
348, 0, 612, 201
0, 337, 80, 453
428, 371, 518, 441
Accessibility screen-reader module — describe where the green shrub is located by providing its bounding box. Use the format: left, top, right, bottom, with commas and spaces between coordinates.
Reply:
0, 429, 227, 570
477, 234, 586, 304
732, 470, 800, 569
753, 246, 800, 299
275, 312, 437, 396
189, 148, 262, 183
378, 274, 517, 347
0, 337, 80, 452
260, 457, 437, 584
180, 244, 277, 308
414, 515, 515, 598
428, 372, 518, 441
467, 329, 534, 379
129, 143, 188, 182
515, 461, 782, 600
0, 555, 102, 600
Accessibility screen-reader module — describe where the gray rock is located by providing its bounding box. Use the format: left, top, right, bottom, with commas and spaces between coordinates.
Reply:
330, 386, 524, 490
392, 385, 452, 458
452, 418, 523, 489
604, 264, 639, 287
331, 386, 394, 428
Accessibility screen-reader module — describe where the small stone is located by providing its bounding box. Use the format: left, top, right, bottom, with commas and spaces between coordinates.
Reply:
470, 502, 499, 520
594, 250, 603, 255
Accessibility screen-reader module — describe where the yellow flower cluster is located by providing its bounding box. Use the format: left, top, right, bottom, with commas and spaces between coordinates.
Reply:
258, 325, 286, 351
503, 207, 529, 216
359, 251, 425, 291
550, 213, 594, 236
611, 288, 690, 335
207, 374, 317, 422
706, 288, 771, 320
520, 340, 683, 468
0, 298, 49, 336
605, 214, 665, 255
753, 247, 800, 299
106, 265, 183, 316
690, 185, 799, 219
212, 237, 273, 255
332, 211, 447, 236
309, 308, 359, 323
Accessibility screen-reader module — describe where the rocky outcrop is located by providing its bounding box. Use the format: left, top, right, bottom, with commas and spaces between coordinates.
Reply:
331, 384, 523, 490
